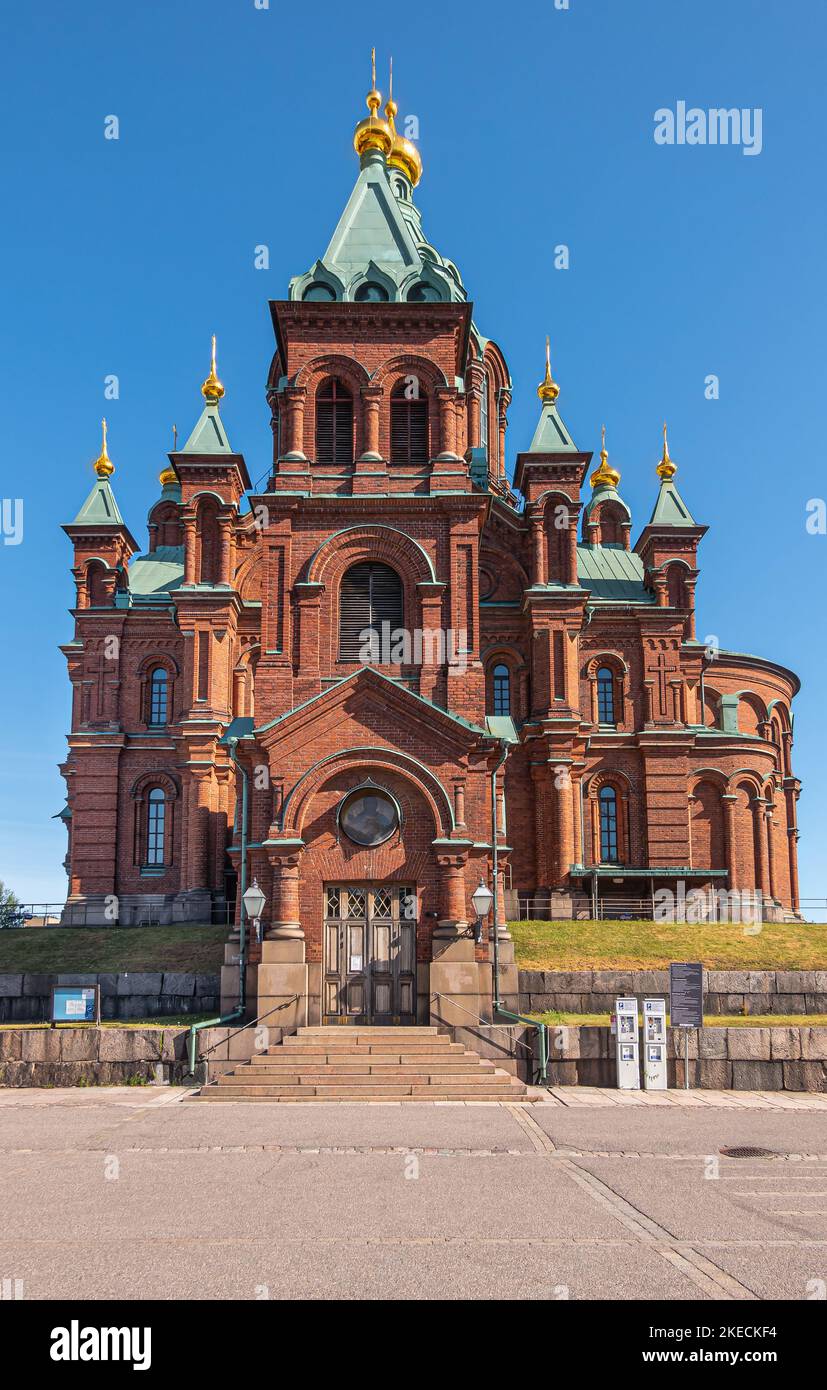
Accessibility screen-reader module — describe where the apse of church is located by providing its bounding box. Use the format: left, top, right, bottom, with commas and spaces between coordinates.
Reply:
59, 60, 802, 1023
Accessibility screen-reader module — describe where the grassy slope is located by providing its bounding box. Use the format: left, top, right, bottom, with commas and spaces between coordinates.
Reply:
0, 926, 227, 973
510, 919, 827, 971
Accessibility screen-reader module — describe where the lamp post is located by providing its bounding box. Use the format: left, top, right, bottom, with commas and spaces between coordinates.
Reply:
240, 879, 266, 1014
470, 878, 494, 946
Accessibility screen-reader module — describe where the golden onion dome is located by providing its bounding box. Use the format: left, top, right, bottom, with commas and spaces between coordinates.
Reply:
201, 333, 224, 402
656, 421, 677, 480
159, 464, 178, 488
537, 336, 560, 404
385, 80, 422, 187
93, 418, 114, 478
590, 425, 621, 490
354, 49, 393, 159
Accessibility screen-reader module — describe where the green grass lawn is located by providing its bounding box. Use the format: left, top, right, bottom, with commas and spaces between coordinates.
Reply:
510, 919, 827, 971
530, 1010, 827, 1028
0, 926, 227, 973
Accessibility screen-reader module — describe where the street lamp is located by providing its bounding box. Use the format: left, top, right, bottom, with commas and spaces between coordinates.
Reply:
471, 879, 494, 944
242, 879, 266, 944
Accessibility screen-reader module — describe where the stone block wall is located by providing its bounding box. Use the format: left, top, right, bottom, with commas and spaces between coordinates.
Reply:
474, 1020, 827, 1089
0, 972, 220, 1023
519, 969, 827, 1017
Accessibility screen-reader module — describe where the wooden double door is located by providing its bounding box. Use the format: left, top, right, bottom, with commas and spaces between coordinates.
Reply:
322, 884, 416, 1024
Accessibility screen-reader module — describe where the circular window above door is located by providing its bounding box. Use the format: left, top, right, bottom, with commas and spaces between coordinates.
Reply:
338, 786, 400, 846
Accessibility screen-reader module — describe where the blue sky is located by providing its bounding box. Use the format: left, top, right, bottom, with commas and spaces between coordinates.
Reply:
1, 0, 825, 911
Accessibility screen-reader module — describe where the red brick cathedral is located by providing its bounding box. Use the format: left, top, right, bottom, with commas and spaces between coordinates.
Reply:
60, 72, 802, 1022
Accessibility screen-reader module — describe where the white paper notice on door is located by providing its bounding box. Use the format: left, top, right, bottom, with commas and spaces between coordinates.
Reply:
349, 955, 363, 972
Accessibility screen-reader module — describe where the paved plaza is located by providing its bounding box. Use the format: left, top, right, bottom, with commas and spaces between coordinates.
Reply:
1, 1086, 826, 1301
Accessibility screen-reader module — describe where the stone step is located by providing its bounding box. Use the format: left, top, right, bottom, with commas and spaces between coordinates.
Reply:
248, 1057, 494, 1072
190, 1093, 532, 1103
216, 1069, 506, 1086
208, 1081, 521, 1098
280, 1041, 464, 1055
297, 1026, 440, 1037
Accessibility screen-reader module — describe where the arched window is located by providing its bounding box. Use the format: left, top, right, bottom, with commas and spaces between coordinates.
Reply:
597, 667, 616, 724
390, 381, 429, 466
315, 378, 354, 466
599, 786, 619, 863
146, 788, 166, 867
196, 498, 221, 584
339, 562, 404, 661
148, 668, 169, 726
87, 561, 109, 607
492, 663, 511, 716
479, 372, 489, 454
354, 282, 389, 302
302, 282, 336, 301
406, 282, 441, 302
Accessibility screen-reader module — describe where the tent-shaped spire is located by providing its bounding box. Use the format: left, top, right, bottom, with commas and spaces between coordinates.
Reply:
288, 53, 464, 304
528, 338, 579, 453
71, 475, 126, 526
179, 335, 234, 455
68, 419, 127, 527
647, 425, 696, 525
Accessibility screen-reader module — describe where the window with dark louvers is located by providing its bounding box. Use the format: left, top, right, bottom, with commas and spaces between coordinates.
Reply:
339, 562, 404, 661
390, 382, 429, 466
315, 378, 354, 467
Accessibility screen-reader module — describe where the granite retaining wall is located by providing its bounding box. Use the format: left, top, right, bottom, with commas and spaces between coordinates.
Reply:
519, 969, 827, 1017
0, 972, 220, 1023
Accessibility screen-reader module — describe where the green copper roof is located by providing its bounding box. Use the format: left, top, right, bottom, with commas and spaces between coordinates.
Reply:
576, 545, 654, 603
289, 150, 466, 304
128, 546, 185, 595
582, 482, 632, 526
649, 478, 696, 526
528, 401, 579, 454
180, 401, 233, 455
70, 477, 126, 527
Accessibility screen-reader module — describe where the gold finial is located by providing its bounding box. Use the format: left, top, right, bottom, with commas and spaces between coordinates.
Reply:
656, 421, 677, 480
354, 47, 393, 159
589, 423, 621, 490
201, 334, 224, 402
537, 336, 560, 403
93, 417, 114, 478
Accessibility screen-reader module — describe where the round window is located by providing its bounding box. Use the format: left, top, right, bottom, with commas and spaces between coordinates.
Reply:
339, 788, 399, 846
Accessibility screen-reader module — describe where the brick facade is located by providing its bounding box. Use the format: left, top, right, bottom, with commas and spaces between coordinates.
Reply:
58, 97, 802, 1020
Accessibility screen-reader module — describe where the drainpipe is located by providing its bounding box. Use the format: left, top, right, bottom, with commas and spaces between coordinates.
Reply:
488, 737, 549, 1084
490, 738, 509, 1011
185, 735, 248, 1077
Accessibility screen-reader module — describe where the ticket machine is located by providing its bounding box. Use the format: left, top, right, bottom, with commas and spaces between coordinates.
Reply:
642, 997, 668, 1090
614, 996, 640, 1089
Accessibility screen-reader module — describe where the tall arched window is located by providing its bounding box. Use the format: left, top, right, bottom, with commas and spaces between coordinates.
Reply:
149, 668, 169, 726
315, 378, 354, 466
597, 667, 616, 725
146, 788, 166, 867
197, 498, 221, 584
599, 786, 619, 863
390, 381, 429, 466
492, 663, 511, 716
339, 562, 404, 661
479, 372, 489, 454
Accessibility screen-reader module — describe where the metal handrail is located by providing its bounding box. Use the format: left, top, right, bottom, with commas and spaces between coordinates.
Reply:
430, 990, 548, 1083
196, 995, 301, 1061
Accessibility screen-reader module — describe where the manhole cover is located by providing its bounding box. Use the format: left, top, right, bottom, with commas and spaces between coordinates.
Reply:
719, 1146, 779, 1159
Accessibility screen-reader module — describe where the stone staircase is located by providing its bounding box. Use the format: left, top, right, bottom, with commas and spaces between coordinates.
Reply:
191, 1025, 532, 1102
